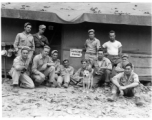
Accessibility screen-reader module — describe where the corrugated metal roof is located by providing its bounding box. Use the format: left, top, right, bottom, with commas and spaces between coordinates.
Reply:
1, 2, 152, 26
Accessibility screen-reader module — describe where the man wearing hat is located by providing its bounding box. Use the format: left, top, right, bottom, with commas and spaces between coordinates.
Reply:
111, 54, 131, 77
57, 59, 74, 88
13, 22, 35, 62
32, 45, 56, 87
51, 50, 61, 83
33, 24, 49, 55
9, 46, 35, 89
84, 29, 101, 64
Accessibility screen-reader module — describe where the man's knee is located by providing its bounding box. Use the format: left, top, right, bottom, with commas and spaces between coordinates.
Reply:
48, 66, 55, 72
105, 69, 111, 74
34, 75, 45, 83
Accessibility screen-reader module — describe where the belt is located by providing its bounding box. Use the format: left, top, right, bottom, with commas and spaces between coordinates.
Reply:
86, 52, 97, 55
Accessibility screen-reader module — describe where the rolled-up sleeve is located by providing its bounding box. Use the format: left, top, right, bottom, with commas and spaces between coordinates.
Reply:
31, 37, 35, 51
133, 74, 139, 83
112, 72, 123, 83
13, 57, 22, 70
96, 40, 101, 50
69, 67, 74, 75
14, 33, 20, 51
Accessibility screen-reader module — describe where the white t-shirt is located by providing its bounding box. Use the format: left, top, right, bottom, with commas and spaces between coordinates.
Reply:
102, 40, 122, 55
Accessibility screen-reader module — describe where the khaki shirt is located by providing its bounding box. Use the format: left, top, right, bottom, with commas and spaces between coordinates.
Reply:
92, 57, 112, 72
14, 32, 35, 52
60, 65, 74, 76
84, 38, 101, 53
113, 72, 139, 86
32, 53, 53, 74
13, 56, 30, 70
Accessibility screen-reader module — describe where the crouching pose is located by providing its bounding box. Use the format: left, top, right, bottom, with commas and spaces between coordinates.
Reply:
32, 46, 56, 87
57, 59, 74, 88
9, 46, 35, 89
92, 49, 112, 88
107, 63, 143, 106
70, 59, 92, 87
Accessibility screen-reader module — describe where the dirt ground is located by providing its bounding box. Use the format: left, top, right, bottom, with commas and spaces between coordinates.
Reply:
2, 78, 152, 118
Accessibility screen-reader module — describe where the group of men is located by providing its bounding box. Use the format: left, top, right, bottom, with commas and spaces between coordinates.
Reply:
9, 22, 142, 105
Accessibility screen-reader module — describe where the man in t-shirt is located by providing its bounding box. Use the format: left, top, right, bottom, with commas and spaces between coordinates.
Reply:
84, 29, 101, 64
107, 63, 143, 106
102, 30, 122, 66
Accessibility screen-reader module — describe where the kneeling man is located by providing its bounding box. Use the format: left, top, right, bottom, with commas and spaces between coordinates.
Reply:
9, 46, 35, 89
32, 46, 56, 87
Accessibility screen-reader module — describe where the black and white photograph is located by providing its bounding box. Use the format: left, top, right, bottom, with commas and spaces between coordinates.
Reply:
1, 0, 152, 118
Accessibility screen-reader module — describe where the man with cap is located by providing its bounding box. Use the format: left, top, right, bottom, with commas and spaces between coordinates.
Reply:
51, 50, 61, 84
111, 54, 131, 77
33, 25, 49, 55
57, 59, 74, 88
32, 45, 56, 87
9, 46, 35, 89
102, 30, 122, 67
13, 22, 35, 62
84, 29, 101, 64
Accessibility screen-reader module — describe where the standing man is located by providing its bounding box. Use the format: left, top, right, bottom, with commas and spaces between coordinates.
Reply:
9, 46, 35, 89
32, 46, 56, 87
13, 22, 35, 62
102, 30, 122, 66
92, 49, 112, 88
33, 25, 49, 55
107, 63, 143, 106
84, 29, 101, 64
57, 59, 74, 88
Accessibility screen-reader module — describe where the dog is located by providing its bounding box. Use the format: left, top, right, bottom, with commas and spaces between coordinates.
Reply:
83, 69, 94, 93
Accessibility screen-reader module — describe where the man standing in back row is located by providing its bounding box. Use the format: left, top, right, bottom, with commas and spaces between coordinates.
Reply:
84, 29, 101, 64
33, 25, 49, 56
13, 22, 35, 62
102, 30, 122, 66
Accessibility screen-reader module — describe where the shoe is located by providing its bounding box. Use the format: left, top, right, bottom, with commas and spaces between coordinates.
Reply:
134, 96, 143, 106
12, 84, 19, 93
107, 95, 117, 102
57, 83, 62, 88
45, 82, 52, 87
63, 83, 68, 88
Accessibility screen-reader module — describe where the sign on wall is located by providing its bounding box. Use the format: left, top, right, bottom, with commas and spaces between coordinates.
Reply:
70, 48, 82, 57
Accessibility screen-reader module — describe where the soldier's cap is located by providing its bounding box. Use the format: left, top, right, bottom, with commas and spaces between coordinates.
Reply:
21, 46, 31, 52
88, 29, 95, 33
51, 50, 58, 55
24, 22, 32, 27
44, 45, 51, 50
122, 54, 129, 58
63, 59, 69, 63
39, 25, 46, 30
81, 59, 88, 63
